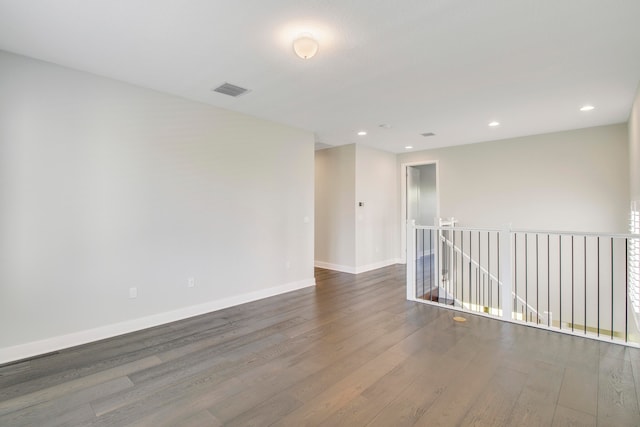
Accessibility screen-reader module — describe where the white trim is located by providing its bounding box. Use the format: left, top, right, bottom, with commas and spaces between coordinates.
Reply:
0, 278, 316, 365
315, 258, 402, 274
400, 160, 440, 264
314, 261, 357, 273
355, 258, 402, 274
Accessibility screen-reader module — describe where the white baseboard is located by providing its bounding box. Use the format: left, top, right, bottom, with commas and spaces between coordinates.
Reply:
354, 258, 403, 274
315, 258, 402, 274
0, 278, 316, 365
314, 261, 357, 274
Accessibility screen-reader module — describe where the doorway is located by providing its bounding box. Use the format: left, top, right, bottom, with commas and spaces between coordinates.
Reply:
400, 161, 439, 263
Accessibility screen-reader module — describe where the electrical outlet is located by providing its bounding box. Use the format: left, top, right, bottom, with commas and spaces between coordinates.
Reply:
129, 287, 137, 299
188, 277, 195, 288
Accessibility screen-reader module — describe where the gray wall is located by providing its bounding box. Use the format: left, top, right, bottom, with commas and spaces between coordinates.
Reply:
315, 145, 356, 268
315, 144, 399, 272
398, 124, 629, 233
355, 145, 398, 269
0, 51, 315, 357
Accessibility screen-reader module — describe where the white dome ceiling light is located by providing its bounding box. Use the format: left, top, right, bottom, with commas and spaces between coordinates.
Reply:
293, 33, 319, 59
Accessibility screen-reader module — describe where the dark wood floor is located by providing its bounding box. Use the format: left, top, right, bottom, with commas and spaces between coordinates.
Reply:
1, 265, 640, 426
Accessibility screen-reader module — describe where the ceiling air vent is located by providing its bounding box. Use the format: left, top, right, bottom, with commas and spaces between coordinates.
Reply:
421, 132, 436, 137
212, 82, 250, 97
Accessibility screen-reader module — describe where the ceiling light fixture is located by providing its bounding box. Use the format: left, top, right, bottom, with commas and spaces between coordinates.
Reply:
405, 146, 413, 149
580, 105, 595, 112
357, 131, 367, 136
488, 121, 500, 127
293, 33, 319, 59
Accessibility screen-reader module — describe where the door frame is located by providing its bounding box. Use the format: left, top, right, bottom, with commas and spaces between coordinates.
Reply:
400, 160, 440, 264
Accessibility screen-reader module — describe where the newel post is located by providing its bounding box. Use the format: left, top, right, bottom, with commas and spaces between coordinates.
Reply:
500, 223, 513, 321
406, 220, 416, 301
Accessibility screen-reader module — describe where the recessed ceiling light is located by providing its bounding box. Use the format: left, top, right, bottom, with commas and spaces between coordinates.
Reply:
357, 131, 367, 136
488, 121, 500, 127
580, 105, 595, 112
405, 146, 413, 150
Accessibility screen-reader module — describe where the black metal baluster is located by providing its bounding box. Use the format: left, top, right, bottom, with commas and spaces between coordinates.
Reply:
476, 266, 479, 311
584, 236, 587, 334
461, 231, 465, 308
597, 236, 600, 337
478, 231, 481, 310
469, 231, 472, 311
483, 273, 486, 309
437, 229, 441, 305
515, 233, 518, 317
536, 234, 539, 324
497, 232, 501, 313
559, 236, 562, 330
476, 261, 479, 311
525, 233, 528, 323
488, 231, 491, 313
611, 238, 614, 340
430, 229, 433, 296
571, 235, 574, 333
422, 229, 425, 299
416, 228, 420, 300
547, 234, 550, 327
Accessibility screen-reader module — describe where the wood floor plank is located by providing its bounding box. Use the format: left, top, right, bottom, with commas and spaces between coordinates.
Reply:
176, 410, 222, 427
597, 355, 640, 426
225, 393, 303, 427
0, 356, 160, 416
557, 365, 599, 416
410, 347, 505, 426
1, 376, 133, 427
457, 367, 528, 426
318, 351, 441, 426
505, 360, 565, 426
631, 356, 640, 421
271, 347, 411, 426
207, 304, 432, 423
552, 404, 596, 426
364, 332, 485, 427
90, 331, 289, 419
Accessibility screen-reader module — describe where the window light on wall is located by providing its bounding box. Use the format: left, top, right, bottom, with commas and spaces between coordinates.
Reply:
630, 201, 640, 323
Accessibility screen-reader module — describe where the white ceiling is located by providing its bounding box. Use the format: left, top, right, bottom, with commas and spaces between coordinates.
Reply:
1, 1, 639, 153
